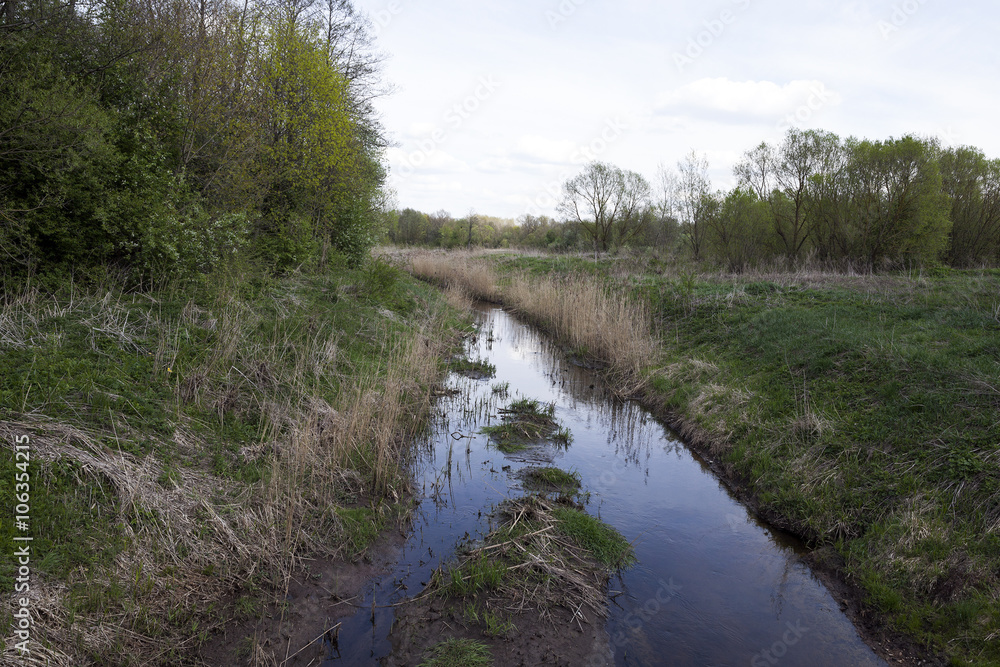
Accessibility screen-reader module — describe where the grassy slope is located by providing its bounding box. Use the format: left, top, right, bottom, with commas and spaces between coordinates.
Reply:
0, 257, 468, 664
488, 254, 1000, 666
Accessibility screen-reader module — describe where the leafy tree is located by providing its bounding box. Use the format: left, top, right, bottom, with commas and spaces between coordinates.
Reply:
734, 129, 839, 263
705, 189, 773, 271
844, 136, 951, 266
940, 147, 1000, 267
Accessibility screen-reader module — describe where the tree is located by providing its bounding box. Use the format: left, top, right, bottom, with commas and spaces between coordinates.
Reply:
705, 189, 773, 271
844, 136, 951, 266
940, 147, 1000, 267
806, 133, 852, 263
466, 208, 477, 248
676, 151, 712, 260
735, 129, 839, 263
559, 161, 651, 253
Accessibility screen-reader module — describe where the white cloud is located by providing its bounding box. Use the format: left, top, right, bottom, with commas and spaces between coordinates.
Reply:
511, 135, 579, 164
655, 78, 842, 122
385, 147, 470, 175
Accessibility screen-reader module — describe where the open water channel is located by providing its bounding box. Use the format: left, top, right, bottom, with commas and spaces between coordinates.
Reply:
326, 304, 886, 666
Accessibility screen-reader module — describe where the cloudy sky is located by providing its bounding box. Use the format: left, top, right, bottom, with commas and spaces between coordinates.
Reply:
352, 0, 999, 220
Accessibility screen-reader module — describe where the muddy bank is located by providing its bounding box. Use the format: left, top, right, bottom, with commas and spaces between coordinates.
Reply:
198, 524, 407, 666
386, 592, 612, 667
384, 495, 626, 667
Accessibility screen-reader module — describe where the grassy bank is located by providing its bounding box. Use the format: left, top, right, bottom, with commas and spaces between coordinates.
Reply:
0, 258, 468, 665
401, 248, 1000, 667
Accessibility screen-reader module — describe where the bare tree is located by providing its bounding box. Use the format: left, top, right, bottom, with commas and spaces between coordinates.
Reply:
559, 161, 651, 253
676, 151, 712, 260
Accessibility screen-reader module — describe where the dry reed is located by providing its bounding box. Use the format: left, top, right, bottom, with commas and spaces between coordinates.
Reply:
405, 250, 657, 392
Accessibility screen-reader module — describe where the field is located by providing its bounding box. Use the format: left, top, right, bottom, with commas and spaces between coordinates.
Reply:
402, 248, 1000, 667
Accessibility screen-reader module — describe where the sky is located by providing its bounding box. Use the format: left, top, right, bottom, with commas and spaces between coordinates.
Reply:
351, 0, 1000, 220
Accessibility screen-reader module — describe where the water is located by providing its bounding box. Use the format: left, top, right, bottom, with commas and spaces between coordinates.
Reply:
325, 304, 885, 666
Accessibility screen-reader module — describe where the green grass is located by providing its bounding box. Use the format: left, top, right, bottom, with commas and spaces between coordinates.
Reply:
481, 398, 571, 453
418, 638, 492, 667
480, 253, 1000, 665
552, 506, 636, 568
523, 466, 582, 495
446, 553, 507, 597
448, 356, 497, 378
335, 506, 386, 558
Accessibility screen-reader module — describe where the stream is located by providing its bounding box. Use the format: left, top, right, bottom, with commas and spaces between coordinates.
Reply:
325, 304, 886, 666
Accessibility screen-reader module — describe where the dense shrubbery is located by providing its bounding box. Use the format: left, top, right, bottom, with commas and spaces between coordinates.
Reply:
1, 0, 388, 281
389, 129, 1000, 270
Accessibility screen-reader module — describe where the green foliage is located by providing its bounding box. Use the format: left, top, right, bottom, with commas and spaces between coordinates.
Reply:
845, 135, 952, 265
1, 0, 389, 280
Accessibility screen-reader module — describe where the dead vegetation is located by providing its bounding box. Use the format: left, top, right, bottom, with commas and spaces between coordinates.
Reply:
0, 266, 461, 665
402, 249, 658, 392
425, 495, 629, 633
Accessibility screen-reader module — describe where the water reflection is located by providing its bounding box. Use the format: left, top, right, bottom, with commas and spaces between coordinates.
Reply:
325, 305, 885, 667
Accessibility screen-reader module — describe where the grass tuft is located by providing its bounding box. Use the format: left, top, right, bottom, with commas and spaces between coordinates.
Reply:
481, 398, 570, 453
418, 638, 492, 667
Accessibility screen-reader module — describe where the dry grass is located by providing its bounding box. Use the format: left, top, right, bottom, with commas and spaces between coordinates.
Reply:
405, 250, 502, 303
404, 250, 657, 392
429, 496, 610, 626
0, 270, 458, 665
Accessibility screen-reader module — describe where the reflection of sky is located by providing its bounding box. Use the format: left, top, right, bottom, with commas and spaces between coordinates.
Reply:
328, 306, 885, 666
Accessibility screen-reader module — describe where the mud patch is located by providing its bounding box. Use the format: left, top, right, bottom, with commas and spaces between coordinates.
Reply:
197, 526, 406, 666
386, 594, 612, 667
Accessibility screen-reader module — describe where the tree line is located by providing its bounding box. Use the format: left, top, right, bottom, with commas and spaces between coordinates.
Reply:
1, 0, 389, 281
390, 129, 1000, 270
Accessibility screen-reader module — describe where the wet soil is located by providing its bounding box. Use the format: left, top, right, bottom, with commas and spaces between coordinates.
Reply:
385, 587, 612, 667
198, 528, 406, 666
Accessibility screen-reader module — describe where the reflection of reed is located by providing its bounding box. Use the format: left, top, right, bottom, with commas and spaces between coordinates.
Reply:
475, 305, 682, 472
